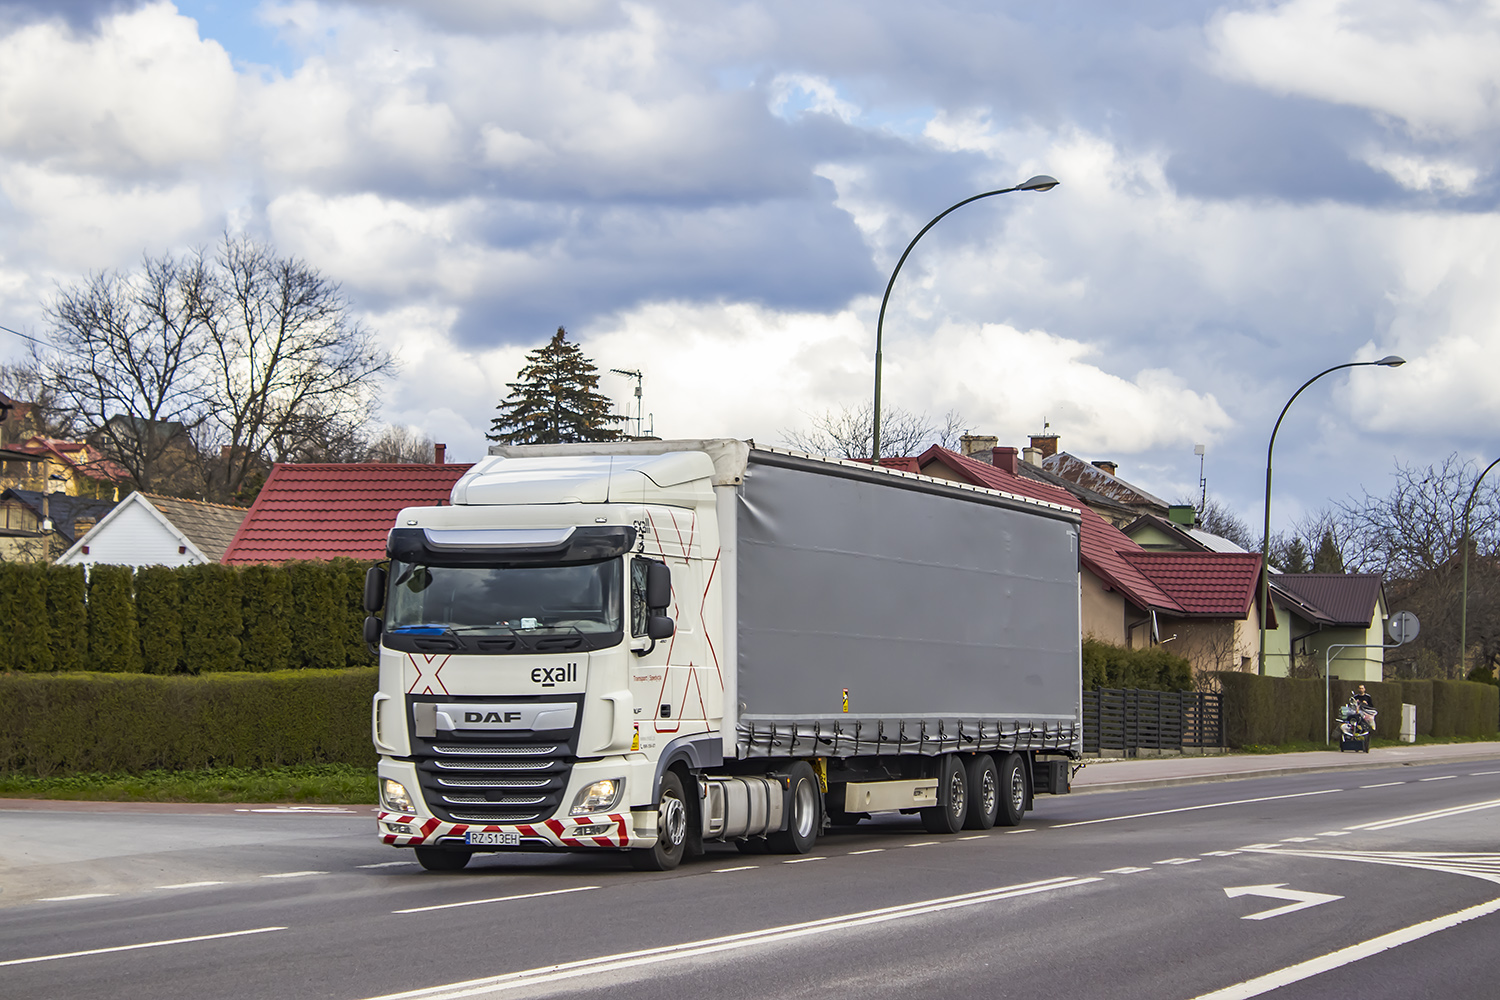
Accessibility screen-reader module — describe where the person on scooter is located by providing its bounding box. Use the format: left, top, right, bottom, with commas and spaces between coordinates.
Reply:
1353, 684, 1376, 732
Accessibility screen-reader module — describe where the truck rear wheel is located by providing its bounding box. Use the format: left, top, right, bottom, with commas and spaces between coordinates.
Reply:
630, 770, 688, 871
921, 754, 967, 834
963, 754, 1000, 830
767, 762, 820, 854
414, 847, 471, 871
996, 753, 1026, 827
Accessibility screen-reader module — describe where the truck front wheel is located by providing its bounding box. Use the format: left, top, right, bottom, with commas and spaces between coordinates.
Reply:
631, 771, 689, 871
921, 754, 967, 834
767, 762, 820, 854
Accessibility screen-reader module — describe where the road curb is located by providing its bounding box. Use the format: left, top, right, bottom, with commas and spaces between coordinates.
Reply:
1072, 748, 1500, 794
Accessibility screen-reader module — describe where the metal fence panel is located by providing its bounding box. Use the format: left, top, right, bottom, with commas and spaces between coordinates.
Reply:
1083, 689, 1222, 753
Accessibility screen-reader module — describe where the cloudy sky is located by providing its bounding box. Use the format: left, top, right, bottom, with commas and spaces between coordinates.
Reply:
0, 0, 1496, 533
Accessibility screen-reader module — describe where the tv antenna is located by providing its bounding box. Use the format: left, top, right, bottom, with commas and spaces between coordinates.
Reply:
610, 368, 644, 439
1194, 443, 1207, 516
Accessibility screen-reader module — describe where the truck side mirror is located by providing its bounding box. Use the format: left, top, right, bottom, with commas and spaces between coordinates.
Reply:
363, 615, 383, 650
363, 565, 387, 613
648, 614, 675, 641
646, 560, 672, 611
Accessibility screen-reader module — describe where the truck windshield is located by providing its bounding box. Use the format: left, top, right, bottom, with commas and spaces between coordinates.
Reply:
385, 558, 623, 636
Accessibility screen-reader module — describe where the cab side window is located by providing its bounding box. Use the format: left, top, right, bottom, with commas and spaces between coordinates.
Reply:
630, 557, 650, 637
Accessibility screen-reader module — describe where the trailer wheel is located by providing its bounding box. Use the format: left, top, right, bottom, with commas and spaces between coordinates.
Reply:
767, 762, 820, 854
921, 754, 967, 834
414, 847, 471, 871
963, 754, 1000, 830
630, 770, 689, 871
996, 753, 1026, 827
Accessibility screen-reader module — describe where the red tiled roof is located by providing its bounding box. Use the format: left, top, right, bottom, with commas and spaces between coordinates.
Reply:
1121, 550, 1263, 617
13, 436, 131, 481
221, 462, 474, 565
918, 446, 1264, 620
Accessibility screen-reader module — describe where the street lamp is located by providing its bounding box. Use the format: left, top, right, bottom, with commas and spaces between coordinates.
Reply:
1460, 456, 1500, 674
1257, 356, 1406, 675
870, 175, 1058, 461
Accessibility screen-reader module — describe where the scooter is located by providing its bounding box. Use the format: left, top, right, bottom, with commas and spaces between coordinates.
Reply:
1336, 698, 1377, 753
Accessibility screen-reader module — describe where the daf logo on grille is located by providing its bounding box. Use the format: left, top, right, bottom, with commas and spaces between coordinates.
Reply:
465, 711, 522, 723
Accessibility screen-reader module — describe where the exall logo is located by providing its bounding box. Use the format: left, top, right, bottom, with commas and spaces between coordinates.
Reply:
532, 662, 579, 688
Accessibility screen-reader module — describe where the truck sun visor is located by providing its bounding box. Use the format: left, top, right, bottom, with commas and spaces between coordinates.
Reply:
387, 525, 636, 565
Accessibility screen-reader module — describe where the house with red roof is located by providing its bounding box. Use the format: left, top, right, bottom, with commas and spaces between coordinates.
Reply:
221, 461, 473, 565
917, 445, 1270, 678
0, 436, 130, 499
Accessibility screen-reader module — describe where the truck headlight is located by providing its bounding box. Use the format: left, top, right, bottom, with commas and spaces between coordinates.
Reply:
569, 778, 624, 815
382, 778, 416, 813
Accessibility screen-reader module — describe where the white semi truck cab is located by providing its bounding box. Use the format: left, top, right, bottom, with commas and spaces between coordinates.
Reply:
368, 440, 1082, 871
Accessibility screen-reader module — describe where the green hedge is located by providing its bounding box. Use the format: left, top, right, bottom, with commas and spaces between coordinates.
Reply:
0, 560, 375, 674
0, 668, 378, 776
1083, 638, 1193, 692
1213, 673, 1499, 747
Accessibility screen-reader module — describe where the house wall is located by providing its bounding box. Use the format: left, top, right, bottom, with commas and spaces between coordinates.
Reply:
1126, 523, 1183, 550
1081, 569, 1127, 645
58, 501, 202, 569
1163, 616, 1259, 679
1300, 615, 1387, 683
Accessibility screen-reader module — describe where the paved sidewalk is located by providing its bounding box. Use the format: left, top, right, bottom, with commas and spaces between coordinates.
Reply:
1072, 741, 1500, 793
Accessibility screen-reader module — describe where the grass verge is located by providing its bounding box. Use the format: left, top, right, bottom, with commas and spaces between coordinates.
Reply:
0, 763, 376, 804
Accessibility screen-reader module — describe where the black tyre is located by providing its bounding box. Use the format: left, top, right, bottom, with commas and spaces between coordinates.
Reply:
767, 762, 821, 854
963, 754, 1000, 830
995, 753, 1026, 827
920, 754, 967, 834
414, 846, 471, 871
630, 770, 689, 871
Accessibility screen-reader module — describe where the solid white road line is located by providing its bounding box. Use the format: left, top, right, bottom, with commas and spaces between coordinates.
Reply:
357, 876, 1103, 1000
1472, 770, 1500, 776
848, 849, 884, 855
1360, 782, 1404, 789
1052, 788, 1342, 828
1346, 797, 1500, 831
393, 886, 599, 915
357, 861, 421, 869
1419, 775, 1457, 782
712, 866, 757, 873
1186, 896, 1500, 1000
37, 893, 115, 902
0, 927, 286, 968
260, 871, 326, 879
156, 881, 227, 890
783, 857, 825, 864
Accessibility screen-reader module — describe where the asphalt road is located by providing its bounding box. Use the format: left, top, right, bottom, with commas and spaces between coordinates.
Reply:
3, 753, 1500, 1000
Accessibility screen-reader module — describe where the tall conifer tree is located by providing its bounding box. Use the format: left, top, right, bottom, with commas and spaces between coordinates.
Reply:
487, 327, 623, 444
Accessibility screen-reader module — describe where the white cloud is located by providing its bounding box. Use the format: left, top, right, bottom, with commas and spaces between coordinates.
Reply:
1359, 148, 1480, 194
769, 73, 860, 124
0, 2, 236, 170
1208, 0, 1500, 138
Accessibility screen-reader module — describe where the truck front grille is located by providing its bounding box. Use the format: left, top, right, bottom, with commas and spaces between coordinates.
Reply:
407, 695, 581, 826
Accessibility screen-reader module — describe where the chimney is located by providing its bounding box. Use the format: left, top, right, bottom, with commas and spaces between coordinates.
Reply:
990, 447, 1018, 475
434, 443, 446, 465
1028, 434, 1059, 459
960, 434, 998, 458
1023, 447, 1043, 465
1091, 460, 1118, 477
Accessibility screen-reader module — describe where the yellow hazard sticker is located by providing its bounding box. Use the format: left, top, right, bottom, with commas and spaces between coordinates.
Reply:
842, 688, 849, 713
631, 724, 640, 751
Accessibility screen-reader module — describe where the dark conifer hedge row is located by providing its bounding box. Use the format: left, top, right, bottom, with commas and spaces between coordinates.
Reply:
1214, 673, 1499, 746
1082, 638, 1194, 692
0, 668, 377, 775
0, 559, 374, 674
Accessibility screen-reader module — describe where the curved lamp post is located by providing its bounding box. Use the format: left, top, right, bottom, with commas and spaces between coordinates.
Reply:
1460, 456, 1500, 673
1257, 356, 1406, 675
870, 175, 1058, 461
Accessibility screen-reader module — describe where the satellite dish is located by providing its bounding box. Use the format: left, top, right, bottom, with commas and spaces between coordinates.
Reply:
1388, 611, 1420, 645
